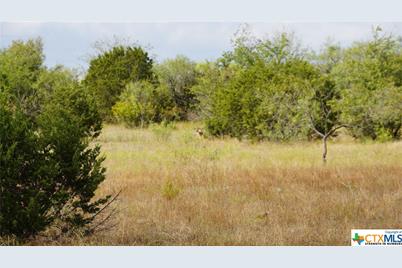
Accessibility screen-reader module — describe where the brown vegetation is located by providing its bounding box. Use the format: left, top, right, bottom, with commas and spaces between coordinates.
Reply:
34, 123, 402, 245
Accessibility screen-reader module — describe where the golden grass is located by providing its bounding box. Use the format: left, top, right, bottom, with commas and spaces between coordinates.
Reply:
58, 122, 402, 245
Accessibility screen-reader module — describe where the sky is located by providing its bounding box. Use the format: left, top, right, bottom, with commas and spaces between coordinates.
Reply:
1, 22, 402, 69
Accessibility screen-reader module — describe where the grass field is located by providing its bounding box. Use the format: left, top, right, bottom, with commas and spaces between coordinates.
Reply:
51, 122, 402, 245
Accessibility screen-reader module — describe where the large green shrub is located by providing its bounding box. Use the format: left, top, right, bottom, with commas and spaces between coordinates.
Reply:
0, 95, 49, 238
154, 56, 198, 119
191, 62, 239, 119
112, 81, 178, 127
207, 60, 319, 141
0, 89, 108, 239
0, 88, 108, 240
0, 39, 109, 240
83, 45, 155, 119
205, 29, 323, 141
0, 38, 44, 118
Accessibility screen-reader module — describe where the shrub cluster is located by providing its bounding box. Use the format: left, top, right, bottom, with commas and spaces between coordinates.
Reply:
0, 39, 109, 240
200, 27, 402, 141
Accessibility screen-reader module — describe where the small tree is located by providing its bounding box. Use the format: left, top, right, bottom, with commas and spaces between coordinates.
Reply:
305, 77, 346, 163
304, 44, 346, 163
155, 56, 198, 119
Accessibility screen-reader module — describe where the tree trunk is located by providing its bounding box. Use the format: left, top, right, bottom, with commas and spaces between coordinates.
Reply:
322, 136, 328, 164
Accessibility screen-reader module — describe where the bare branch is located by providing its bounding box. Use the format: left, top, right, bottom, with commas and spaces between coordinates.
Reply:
325, 124, 349, 138
307, 113, 325, 138
90, 189, 122, 221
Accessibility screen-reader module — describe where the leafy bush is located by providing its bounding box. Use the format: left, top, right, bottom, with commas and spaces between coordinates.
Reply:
161, 181, 180, 200
112, 81, 179, 127
203, 29, 325, 141
0, 95, 47, 238
191, 62, 239, 119
207, 60, 318, 141
0, 38, 44, 118
155, 56, 198, 119
375, 127, 394, 142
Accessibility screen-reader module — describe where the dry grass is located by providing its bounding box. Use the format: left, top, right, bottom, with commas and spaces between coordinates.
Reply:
52, 122, 402, 245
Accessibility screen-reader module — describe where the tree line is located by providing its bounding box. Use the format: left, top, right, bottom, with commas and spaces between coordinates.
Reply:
85, 26, 401, 143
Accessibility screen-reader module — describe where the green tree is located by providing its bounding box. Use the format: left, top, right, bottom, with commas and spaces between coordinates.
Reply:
255, 60, 318, 141
191, 61, 239, 119
332, 28, 402, 140
221, 25, 306, 68
303, 76, 346, 162
155, 55, 198, 119
0, 38, 44, 117
207, 59, 318, 141
206, 29, 317, 141
206, 66, 261, 138
30, 65, 81, 116
302, 43, 346, 162
314, 40, 343, 74
83, 45, 154, 119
